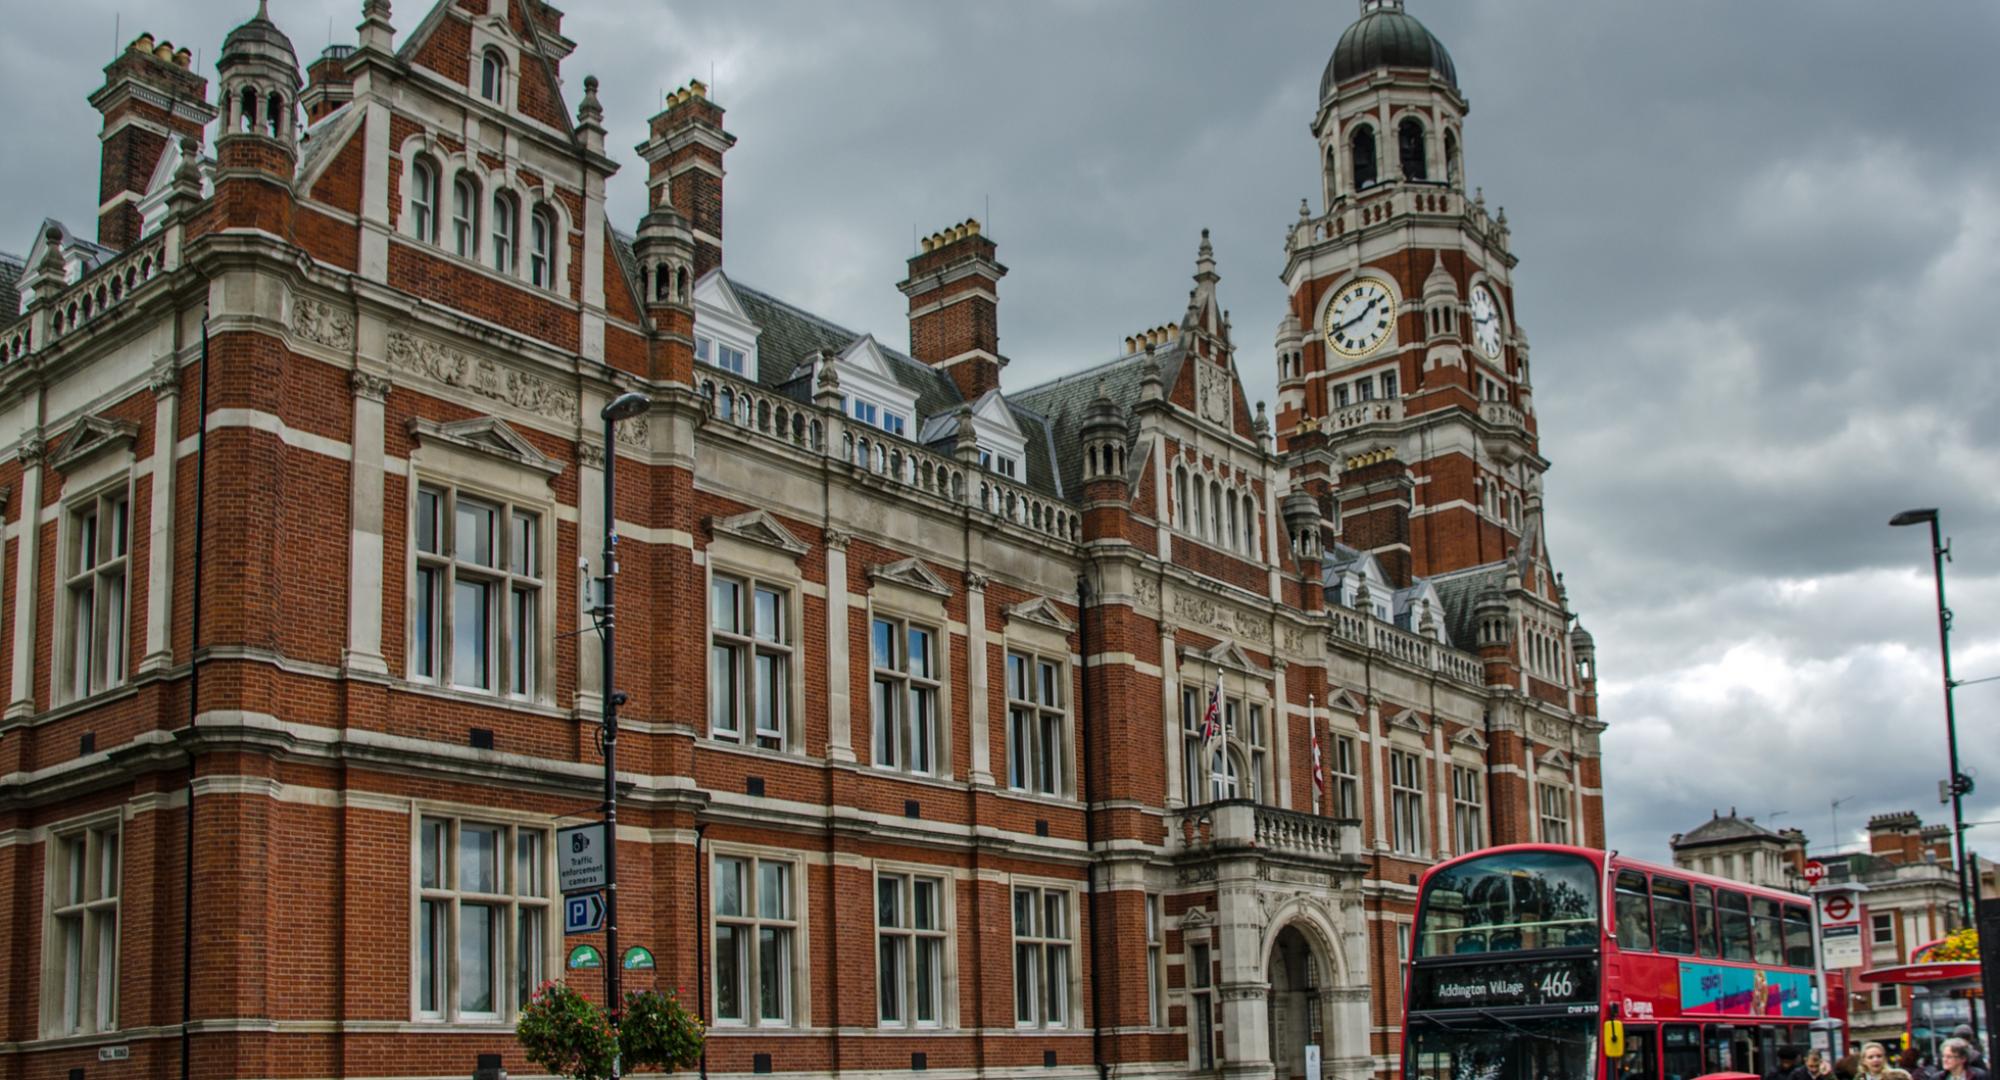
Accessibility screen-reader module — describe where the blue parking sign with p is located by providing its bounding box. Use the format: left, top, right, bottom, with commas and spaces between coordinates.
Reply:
564, 891, 605, 935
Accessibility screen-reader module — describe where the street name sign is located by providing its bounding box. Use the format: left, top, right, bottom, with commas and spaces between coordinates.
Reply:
1822, 924, 1862, 969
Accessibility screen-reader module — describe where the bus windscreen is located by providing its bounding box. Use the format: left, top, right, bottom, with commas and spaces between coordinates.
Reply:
1417, 849, 1599, 958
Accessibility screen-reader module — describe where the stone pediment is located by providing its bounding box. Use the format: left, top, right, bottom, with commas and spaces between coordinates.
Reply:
1452, 728, 1488, 751
1539, 749, 1574, 771
709, 508, 808, 559
408, 416, 563, 477
1325, 688, 1365, 716
1183, 639, 1267, 677
868, 556, 952, 597
1007, 596, 1074, 634
1386, 708, 1430, 736
50, 415, 139, 475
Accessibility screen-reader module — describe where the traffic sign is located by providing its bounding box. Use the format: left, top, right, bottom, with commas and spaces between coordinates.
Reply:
565, 891, 606, 935
1822, 893, 1856, 924
1802, 860, 1828, 885
557, 823, 608, 893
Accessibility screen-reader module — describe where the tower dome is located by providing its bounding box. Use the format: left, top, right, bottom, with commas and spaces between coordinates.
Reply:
1322, 0, 1457, 102
220, 0, 299, 70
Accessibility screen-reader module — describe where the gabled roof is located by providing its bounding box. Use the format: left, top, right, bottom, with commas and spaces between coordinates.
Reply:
1430, 560, 1511, 653
1674, 811, 1783, 851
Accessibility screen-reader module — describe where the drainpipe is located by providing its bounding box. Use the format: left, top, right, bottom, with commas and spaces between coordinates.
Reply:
695, 823, 708, 1080
181, 310, 211, 1080
1077, 572, 1108, 1080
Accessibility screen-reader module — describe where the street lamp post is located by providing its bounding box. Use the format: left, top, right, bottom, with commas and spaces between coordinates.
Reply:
598, 391, 652, 1078
1889, 507, 1973, 927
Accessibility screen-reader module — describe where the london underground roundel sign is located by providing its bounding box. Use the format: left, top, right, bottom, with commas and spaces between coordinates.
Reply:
1823, 894, 1854, 923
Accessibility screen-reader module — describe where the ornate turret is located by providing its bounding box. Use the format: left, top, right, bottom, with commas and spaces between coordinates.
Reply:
215, 1, 302, 192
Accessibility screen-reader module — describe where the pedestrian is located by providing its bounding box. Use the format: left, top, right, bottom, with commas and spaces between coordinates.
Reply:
1772, 1046, 1814, 1080
1809, 1051, 1833, 1079
1943, 1038, 1990, 1080
1856, 1040, 1904, 1080
1949, 1028, 1987, 1076
1836, 1055, 1860, 1080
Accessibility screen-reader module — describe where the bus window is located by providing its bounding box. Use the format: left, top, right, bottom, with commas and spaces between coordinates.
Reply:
1783, 905, 1814, 968
1705, 1025, 1734, 1074
1692, 884, 1719, 958
1752, 897, 1784, 965
1619, 1025, 1659, 1080
1652, 877, 1695, 955
1616, 870, 1654, 952
1415, 849, 1600, 957
1755, 1025, 1780, 1076
1663, 1024, 1702, 1080
1720, 891, 1752, 962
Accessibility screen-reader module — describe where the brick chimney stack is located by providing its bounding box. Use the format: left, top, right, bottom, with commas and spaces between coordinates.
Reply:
898, 219, 1007, 401
300, 45, 357, 123
636, 80, 735, 279
88, 33, 215, 250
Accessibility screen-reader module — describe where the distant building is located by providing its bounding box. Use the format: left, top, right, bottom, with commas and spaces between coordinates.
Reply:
1671, 809, 1980, 1050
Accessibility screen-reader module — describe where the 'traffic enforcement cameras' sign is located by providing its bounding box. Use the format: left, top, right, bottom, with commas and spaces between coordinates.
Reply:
557, 823, 608, 893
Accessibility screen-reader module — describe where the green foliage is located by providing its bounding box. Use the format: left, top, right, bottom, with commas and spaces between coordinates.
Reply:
515, 982, 705, 1080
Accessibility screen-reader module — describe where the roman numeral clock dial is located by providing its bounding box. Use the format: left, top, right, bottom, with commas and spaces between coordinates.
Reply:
1322, 278, 1396, 358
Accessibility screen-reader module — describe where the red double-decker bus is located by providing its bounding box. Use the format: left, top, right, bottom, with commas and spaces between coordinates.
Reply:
1403, 844, 1838, 1080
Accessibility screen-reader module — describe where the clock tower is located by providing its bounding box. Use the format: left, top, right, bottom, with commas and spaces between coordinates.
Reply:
1277, 0, 1541, 586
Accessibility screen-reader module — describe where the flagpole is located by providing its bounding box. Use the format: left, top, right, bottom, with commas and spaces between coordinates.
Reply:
1309, 693, 1321, 817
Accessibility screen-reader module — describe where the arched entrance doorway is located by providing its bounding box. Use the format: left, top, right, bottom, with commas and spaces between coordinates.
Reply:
1267, 924, 1328, 1080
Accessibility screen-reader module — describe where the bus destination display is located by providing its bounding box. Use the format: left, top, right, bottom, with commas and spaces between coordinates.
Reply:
1410, 957, 1599, 1012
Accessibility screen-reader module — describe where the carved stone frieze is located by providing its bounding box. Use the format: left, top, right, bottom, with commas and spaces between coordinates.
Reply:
292, 297, 355, 351
1133, 575, 1161, 611
1530, 714, 1568, 743
614, 418, 649, 448
1196, 358, 1230, 425
386, 331, 578, 424
1171, 588, 1273, 645
1176, 864, 1218, 885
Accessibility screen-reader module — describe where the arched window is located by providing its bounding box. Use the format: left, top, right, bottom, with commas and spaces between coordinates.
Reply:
1399, 118, 1428, 181
479, 49, 506, 104
238, 86, 258, 133
1175, 467, 1190, 530
266, 92, 286, 138
1350, 125, 1377, 190
1210, 748, 1241, 801
1444, 129, 1460, 186
451, 174, 479, 257
1209, 480, 1223, 543
490, 191, 517, 272
1226, 493, 1239, 553
529, 206, 556, 289
410, 157, 440, 243
1242, 495, 1257, 555
1189, 470, 1204, 535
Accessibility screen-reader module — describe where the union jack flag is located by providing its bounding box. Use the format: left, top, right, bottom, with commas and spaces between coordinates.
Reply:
1311, 695, 1325, 805
1199, 672, 1223, 743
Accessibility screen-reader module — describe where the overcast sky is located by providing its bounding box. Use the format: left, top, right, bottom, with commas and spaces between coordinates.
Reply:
9, 1, 1998, 865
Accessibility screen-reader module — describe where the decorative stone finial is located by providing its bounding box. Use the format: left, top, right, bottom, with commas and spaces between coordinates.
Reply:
578, 74, 604, 126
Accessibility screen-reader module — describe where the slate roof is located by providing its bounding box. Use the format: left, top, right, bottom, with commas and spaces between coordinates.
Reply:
296, 102, 359, 187
1428, 560, 1510, 652
1010, 343, 1185, 494
0, 252, 24, 327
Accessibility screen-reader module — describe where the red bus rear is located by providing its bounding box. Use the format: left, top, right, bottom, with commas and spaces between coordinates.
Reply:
1404, 844, 1836, 1080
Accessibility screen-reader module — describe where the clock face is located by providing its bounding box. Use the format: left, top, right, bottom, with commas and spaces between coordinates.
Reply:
1322, 278, 1396, 358
1469, 284, 1504, 360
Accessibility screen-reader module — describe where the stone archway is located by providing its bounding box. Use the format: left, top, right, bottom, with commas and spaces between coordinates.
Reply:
1267, 923, 1328, 1080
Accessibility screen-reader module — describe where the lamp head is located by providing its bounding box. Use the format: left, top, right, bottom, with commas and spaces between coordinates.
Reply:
1889, 508, 1939, 528
602, 392, 653, 423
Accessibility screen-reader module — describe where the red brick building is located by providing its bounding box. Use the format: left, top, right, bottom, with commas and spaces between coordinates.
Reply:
0, 2, 1604, 1079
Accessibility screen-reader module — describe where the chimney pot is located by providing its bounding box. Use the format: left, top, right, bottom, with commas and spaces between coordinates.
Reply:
154, 42, 175, 62
133, 33, 155, 53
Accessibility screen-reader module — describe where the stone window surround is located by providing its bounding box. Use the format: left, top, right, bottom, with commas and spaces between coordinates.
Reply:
862, 575, 955, 781
403, 419, 560, 706
51, 422, 139, 708
999, 610, 1077, 803
1176, 653, 1276, 809
1009, 876, 1078, 1031
406, 805, 556, 1026
707, 843, 810, 1030
871, 861, 960, 1031
39, 806, 124, 1040
703, 529, 807, 754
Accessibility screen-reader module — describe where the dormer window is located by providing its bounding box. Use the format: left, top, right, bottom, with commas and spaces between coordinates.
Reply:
978, 450, 1017, 479
480, 50, 506, 104
697, 335, 746, 376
